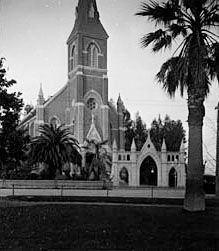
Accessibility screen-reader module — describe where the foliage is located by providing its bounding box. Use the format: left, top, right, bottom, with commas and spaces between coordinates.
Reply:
125, 111, 185, 152
83, 139, 112, 181
24, 104, 34, 115
0, 58, 30, 176
134, 112, 147, 151
150, 115, 185, 151
136, 0, 219, 98
29, 124, 81, 179
136, 0, 219, 210
124, 109, 135, 151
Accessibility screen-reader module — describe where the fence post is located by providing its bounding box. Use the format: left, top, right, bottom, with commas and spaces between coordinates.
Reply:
61, 185, 63, 197
151, 186, 154, 198
12, 184, 15, 197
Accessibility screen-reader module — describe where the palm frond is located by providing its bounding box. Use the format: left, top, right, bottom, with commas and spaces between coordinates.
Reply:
29, 123, 81, 177
136, 0, 177, 25
153, 35, 172, 52
169, 23, 187, 38
141, 29, 166, 48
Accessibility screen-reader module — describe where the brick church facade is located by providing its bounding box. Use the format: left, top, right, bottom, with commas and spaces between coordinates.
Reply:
19, 0, 186, 188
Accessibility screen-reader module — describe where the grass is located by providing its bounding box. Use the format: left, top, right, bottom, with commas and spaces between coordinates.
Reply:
0, 200, 219, 250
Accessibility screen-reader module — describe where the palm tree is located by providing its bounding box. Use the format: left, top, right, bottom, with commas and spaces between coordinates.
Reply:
136, 0, 219, 211
29, 124, 81, 179
83, 139, 112, 181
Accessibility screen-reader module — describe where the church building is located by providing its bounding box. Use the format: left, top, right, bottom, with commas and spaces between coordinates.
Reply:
19, 0, 186, 188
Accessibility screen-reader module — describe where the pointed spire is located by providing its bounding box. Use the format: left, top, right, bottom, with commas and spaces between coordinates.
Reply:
147, 129, 151, 141
180, 139, 184, 152
131, 139, 136, 152
86, 114, 101, 143
37, 83, 45, 105
112, 139, 118, 151
117, 94, 125, 112
161, 139, 167, 152
67, 0, 108, 43
117, 93, 122, 104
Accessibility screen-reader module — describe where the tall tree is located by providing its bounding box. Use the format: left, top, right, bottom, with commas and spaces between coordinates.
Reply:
0, 58, 29, 176
124, 109, 135, 151
136, 0, 219, 211
211, 43, 219, 196
151, 115, 185, 151
134, 112, 147, 151
150, 115, 164, 151
29, 124, 81, 179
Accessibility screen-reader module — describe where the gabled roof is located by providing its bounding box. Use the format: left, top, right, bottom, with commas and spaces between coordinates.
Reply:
19, 108, 36, 127
86, 114, 102, 142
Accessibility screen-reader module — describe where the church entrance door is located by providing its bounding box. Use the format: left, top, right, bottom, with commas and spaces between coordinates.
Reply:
169, 168, 177, 187
140, 156, 157, 186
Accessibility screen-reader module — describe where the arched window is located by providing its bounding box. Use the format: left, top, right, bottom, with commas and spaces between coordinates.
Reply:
127, 155, 130, 161
50, 117, 59, 128
88, 43, 99, 68
70, 45, 76, 71
119, 167, 129, 184
72, 120, 75, 135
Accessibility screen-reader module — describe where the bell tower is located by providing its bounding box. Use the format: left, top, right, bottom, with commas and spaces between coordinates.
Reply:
67, 0, 109, 145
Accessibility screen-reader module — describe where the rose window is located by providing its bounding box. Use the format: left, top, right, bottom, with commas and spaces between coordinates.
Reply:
87, 98, 97, 111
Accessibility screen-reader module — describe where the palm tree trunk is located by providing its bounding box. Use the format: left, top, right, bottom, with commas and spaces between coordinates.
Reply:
215, 103, 219, 196
184, 92, 205, 212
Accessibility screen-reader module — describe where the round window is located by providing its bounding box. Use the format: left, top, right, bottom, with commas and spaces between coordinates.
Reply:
87, 98, 97, 111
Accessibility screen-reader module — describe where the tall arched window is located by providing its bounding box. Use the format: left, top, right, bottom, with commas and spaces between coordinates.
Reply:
50, 117, 60, 129
72, 120, 75, 135
88, 43, 99, 68
120, 167, 129, 184
70, 45, 76, 71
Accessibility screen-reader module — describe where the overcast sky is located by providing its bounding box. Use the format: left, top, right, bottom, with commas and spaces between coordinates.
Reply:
1, 0, 218, 174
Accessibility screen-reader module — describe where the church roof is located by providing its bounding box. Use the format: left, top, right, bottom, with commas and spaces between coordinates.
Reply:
67, 0, 108, 43
86, 114, 102, 143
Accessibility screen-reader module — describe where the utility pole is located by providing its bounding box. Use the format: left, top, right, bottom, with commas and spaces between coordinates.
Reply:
215, 103, 219, 196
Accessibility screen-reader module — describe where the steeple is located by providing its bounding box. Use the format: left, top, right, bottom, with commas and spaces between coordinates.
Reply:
131, 139, 136, 152
180, 139, 185, 152
37, 83, 45, 105
117, 94, 125, 113
67, 0, 108, 44
161, 139, 167, 152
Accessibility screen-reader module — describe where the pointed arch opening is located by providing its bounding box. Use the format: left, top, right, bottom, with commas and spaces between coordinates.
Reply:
169, 168, 177, 188
140, 156, 157, 186
70, 45, 76, 71
88, 43, 99, 68
119, 167, 129, 184
50, 116, 60, 129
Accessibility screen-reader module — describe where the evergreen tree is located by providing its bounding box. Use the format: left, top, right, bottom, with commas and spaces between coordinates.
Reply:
150, 115, 185, 151
134, 112, 147, 151
124, 109, 135, 151
0, 58, 29, 177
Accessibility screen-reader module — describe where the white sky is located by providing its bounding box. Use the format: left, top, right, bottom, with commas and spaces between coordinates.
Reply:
1, 0, 218, 174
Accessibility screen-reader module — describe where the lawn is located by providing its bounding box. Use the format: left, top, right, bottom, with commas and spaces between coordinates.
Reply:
0, 201, 218, 250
